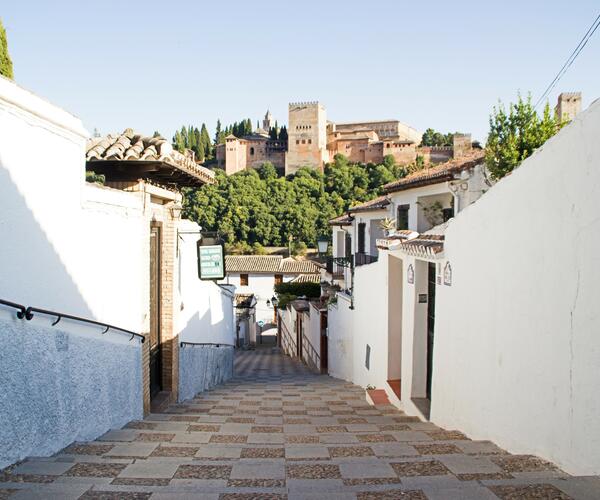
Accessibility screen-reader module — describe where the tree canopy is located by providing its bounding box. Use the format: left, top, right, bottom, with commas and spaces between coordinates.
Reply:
0, 19, 14, 80
485, 94, 562, 180
421, 128, 454, 147
182, 155, 407, 251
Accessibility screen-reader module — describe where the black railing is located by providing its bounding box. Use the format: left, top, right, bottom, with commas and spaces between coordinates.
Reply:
0, 298, 27, 319
326, 256, 352, 276
354, 252, 378, 267
0, 298, 144, 343
180, 341, 235, 348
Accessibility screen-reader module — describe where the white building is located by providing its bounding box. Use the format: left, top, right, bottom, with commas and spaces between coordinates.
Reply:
325, 94, 600, 475
325, 147, 488, 401
221, 255, 321, 327
0, 75, 234, 468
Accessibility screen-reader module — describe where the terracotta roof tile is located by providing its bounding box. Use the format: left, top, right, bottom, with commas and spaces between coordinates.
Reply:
235, 294, 256, 308
348, 195, 390, 213
225, 256, 321, 275
384, 150, 485, 193
290, 273, 321, 284
329, 213, 354, 226
86, 129, 215, 187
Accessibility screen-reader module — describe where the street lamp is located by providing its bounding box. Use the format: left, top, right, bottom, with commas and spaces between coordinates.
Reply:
317, 237, 329, 256
271, 295, 280, 346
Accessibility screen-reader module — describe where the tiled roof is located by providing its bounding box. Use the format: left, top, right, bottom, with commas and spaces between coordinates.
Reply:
225, 255, 321, 275
290, 273, 321, 284
235, 293, 256, 308
377, 225, 446, 259
279, 258, 322, 274
348, 195, 390, 213
86, 129, 215, 187
227, 256, 282, 273
383, 150, 485, 193
399, 234, 445, 258
329, 213, 354, 226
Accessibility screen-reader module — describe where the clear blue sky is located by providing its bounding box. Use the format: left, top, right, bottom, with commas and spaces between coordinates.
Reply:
3, 1, 599, 142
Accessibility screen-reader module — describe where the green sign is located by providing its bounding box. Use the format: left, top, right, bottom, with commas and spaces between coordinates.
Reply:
198, 244, 225, 280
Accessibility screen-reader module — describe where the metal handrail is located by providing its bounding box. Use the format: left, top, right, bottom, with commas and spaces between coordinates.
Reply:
0, 298, 27, 319
180, 341, 235, 348
24, 306, 145, 343
302, 332, 321, 367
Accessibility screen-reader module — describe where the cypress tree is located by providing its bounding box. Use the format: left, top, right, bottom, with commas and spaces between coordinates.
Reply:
200, 123, 211, 157
215, 119, 222, 144
0, 19, 13, 80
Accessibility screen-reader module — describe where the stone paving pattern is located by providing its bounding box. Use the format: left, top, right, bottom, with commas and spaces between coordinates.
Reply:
2, 346, 599, 499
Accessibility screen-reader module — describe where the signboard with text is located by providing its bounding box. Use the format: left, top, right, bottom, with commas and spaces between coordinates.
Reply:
197, 243, 225, 280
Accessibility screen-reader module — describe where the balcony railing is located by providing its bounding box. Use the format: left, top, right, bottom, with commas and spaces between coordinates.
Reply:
354, 252, 378, 267
325, 256, 351, 277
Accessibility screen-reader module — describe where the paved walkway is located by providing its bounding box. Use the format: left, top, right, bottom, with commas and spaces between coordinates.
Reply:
2, 346, 599, 499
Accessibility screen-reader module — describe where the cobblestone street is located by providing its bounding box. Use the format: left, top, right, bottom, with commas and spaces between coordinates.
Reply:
2, 346, 599, 499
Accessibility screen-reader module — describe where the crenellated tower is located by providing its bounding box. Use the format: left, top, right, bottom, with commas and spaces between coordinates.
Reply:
285, 101, 328, 175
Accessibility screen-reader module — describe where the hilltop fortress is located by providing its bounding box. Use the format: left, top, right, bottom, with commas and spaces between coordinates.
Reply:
217, 101, 442, 176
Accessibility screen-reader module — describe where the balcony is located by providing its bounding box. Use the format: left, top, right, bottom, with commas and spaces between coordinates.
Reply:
354, 252, 378, 267
326, 256, 348, 278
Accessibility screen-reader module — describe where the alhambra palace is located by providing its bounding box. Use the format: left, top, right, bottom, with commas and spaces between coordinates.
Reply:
216, 101, 476, 176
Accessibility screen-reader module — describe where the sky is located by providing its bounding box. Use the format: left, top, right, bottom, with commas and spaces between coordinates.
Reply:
2, 1, 599, 143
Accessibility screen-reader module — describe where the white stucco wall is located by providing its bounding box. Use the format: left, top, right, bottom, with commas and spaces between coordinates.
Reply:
327, 293, 354, 381
432, 100, 600, 475
177, 220, 235, 346
178, 345, 234, 402
0, 312, 142, 469
0, 75, 147, 333
350, 257, 389, 388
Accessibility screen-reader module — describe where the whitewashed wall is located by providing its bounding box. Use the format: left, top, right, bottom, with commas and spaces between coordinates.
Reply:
177, 220, 235, 346
0, 77, 145, 467
327, 293, 354, 381
0, 76, 147, 333
432, 100, 600, 475
350, 257, 389, 388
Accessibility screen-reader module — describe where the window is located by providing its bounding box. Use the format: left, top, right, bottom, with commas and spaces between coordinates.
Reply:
302, 139, 306, 144
274, 274, 283, 285
250, 147, 255, 155
357, 223, 366, 254
397, 204, 409, 230
240, 274, 249, 286
308, 139, 312, 144
296, 140, 300, 145
442, 207, 454, 222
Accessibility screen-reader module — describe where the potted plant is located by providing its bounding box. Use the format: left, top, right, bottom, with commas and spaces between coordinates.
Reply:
378, 217, 396, 236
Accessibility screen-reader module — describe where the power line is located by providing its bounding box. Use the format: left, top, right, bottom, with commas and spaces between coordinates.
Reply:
534, 13, 600, 109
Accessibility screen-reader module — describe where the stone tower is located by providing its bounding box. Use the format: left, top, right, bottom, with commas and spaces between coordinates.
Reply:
263, 110, 274, 132
285, 101, 328, 175
555, 92, 581, 123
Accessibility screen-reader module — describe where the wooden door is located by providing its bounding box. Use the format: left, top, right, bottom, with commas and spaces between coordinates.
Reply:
149, 225, 162, 398
296, 314, 302, 358
426, 263, 436, 400
320, 312, 328, 373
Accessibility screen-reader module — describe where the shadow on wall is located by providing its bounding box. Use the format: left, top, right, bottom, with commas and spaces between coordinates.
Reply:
0, 164, 142, 469
180, 284, 234, 345
0, 162, 92, 315
178, 310, 234, 402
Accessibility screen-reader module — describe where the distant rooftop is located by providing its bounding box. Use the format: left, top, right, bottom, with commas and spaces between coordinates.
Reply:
225, 255, 321, 274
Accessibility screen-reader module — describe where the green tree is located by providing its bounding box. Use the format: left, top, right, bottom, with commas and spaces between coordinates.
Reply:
421, 128, 454, 147
200, 123, 212, 158
0, 19, 13, 80
485, 94, 561, 179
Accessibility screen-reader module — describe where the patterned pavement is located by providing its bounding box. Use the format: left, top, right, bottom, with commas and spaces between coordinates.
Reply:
2, 346, 599, 499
